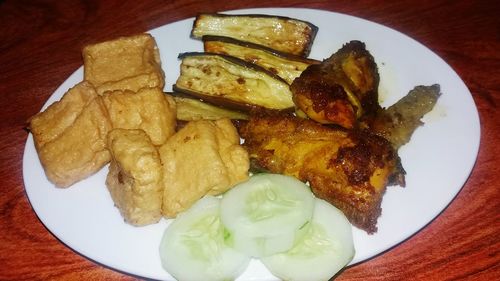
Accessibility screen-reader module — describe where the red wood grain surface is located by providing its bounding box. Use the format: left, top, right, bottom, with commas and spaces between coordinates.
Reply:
0, 0, 498, 280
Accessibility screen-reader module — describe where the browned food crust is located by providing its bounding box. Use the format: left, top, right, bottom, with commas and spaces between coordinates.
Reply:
291, 40, 380, 128
240, 113, 405, 233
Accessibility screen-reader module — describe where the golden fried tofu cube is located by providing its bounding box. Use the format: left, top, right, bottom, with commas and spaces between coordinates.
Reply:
95, 72, 164, 95
82, 33, 164, 92
29, 81, 98, 147
106, 129, 163, 226
159, 119, 249, 217
29, 81, 112, 187
102, 87, 176, 146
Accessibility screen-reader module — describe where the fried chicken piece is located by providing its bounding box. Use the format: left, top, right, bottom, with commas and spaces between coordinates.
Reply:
28, 81, 112, 187
106, 129, 163, 226
159, 119, 249, 217
102, 87, 176, 146
82, 33, 164, 94
239, 114, 404, 233
363, 84, 441, 148
291, 41, 380, 128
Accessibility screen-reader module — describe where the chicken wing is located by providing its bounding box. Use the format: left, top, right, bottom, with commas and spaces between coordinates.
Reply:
290, 40, 380, 128
363, 84, 441, 148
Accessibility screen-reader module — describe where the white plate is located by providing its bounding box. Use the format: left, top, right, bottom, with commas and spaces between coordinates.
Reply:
23, 7, 480, 281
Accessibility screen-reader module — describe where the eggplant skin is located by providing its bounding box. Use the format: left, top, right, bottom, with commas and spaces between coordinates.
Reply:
174, 52, 294, 112
203, 35, 319, 84
192, 13, 318, 57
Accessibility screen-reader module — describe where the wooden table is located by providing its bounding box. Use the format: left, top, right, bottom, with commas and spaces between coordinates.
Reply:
1, 0, 498, 280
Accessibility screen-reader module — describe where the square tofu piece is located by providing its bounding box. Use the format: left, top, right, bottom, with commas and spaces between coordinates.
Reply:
28, 81, 112, 187
102, 87, 176, 146
159, 119, 249, 217
82, 33, 164, 93
94, 72, 164, 95
106, 129, 163, 226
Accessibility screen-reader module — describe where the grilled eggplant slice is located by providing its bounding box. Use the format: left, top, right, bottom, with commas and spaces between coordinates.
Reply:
172, 95, 249, 121
174, 52, 294, 112
192, 13, 318, 57
203, 35, 319, 84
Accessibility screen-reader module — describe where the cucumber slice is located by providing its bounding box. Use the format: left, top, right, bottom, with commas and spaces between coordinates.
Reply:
261, 198, 355, 281
159, 195, 251, 281
220, 173, 315, 257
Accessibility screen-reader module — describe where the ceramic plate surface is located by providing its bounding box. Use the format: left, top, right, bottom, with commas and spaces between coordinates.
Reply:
23, 7, 480, 281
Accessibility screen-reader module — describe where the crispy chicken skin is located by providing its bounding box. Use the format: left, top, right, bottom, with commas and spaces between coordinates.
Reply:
159, 119, 249, 217
106, 129, 163, 226
291, 40, 380, 128
239, 114, 404, 233
28, 81, 112, 188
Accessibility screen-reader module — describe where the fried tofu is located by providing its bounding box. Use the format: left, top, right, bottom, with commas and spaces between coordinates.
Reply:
159, 119, 249, 217
82, 33, 165, 94
95, 72, 164, 95
106, 129, 163, 226
28, 81, 112, 188
102, 87, 176, 146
